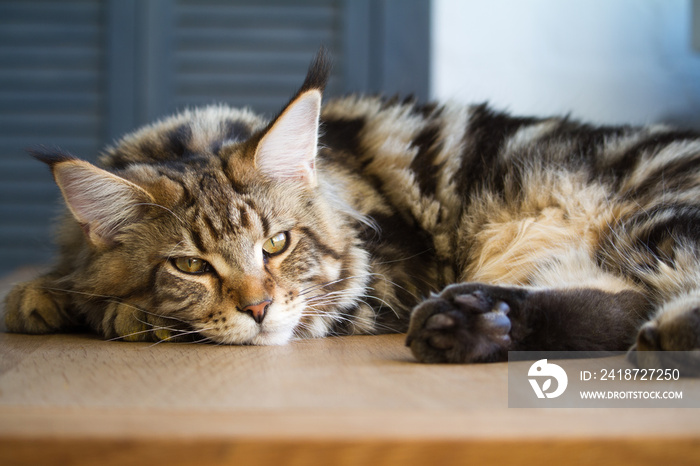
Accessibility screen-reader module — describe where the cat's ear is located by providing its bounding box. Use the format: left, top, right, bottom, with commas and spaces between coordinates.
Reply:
254, 90, 321, 186
253, 48, 331, 187
32, 151, 154, 248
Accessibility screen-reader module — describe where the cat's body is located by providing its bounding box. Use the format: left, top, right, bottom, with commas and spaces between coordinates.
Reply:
5, 52, 700, 365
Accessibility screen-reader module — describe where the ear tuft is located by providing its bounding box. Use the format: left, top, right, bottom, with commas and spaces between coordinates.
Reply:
38, 154, 155, 247
29, 147, 78, 167
298, 46, 332, 95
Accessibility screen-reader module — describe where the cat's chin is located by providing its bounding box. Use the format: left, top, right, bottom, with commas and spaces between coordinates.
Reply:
249, 328, 295, 346
201, 328, 294, 346
210, 324, 296, 346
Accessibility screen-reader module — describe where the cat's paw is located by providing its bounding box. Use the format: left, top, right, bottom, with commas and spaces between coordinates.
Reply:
4, 279, 72, 334
628, 294, 700, 375
406, 283, 523, 363
101, 302, 192, 343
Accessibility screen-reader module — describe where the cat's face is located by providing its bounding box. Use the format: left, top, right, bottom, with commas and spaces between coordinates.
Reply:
48, 88, 370, 344
132, 158, 362, 345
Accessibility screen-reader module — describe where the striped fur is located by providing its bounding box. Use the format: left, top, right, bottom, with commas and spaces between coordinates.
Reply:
5, 52, 700, 364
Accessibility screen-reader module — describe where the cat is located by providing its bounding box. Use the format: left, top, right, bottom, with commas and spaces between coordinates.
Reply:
4, 50, 700, 368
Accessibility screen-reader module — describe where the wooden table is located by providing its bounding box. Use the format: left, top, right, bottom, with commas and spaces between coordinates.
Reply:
1, 269, 699, 465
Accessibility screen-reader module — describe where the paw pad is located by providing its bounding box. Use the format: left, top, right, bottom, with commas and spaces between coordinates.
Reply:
424, 313, 457, 331
406, 283, 519, 363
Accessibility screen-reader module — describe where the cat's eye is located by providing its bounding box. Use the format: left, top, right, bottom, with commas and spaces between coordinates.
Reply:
173, 257, 210, 274
262, 232, 289, 256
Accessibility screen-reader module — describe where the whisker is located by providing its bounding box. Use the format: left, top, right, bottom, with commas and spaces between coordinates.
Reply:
165, 240, 188, 262
147, 327, 212, 347
298, 274, 370, 296
304, 289, 367, 304
106, 328, 157, 342
131, 314, 184, 333
192, 334, 217, 344
105, 299, 191, 325
39, 286, 192, 326
299, 309, 401, 334
371, 248, 433, 266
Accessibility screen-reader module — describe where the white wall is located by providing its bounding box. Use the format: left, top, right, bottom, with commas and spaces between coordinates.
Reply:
431, 0, 700, 127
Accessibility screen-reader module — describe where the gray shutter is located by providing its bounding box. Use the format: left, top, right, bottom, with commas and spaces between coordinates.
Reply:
0, 0, 429, 270
0, 0, 106, 266
173, 0, 345, 117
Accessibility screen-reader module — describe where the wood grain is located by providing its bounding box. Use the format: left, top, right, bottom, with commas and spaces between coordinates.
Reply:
3, 438, 700, 466
1, 269, 700, 465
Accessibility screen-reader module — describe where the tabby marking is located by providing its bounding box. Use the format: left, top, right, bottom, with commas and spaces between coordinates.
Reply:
4, 50, 700, 368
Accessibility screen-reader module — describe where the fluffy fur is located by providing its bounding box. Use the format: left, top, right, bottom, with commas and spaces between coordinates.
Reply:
5, 51, 700, 366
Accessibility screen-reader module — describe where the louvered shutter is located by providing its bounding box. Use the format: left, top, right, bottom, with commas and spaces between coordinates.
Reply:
173, 0, 344, 117
0, 0, 106, 266
0, 0, 429, 270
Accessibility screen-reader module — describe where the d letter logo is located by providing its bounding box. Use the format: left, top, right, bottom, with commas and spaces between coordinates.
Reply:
528, 359, 568, 399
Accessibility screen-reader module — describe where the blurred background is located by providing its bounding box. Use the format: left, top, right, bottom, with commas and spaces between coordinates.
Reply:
433, 0, 700, 126
1, 0, 699, 269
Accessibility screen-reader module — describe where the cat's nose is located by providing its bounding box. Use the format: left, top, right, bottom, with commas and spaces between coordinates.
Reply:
239, 300, 271, 324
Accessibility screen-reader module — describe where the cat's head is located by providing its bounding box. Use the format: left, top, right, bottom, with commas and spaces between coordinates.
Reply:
38, 50, 371, 344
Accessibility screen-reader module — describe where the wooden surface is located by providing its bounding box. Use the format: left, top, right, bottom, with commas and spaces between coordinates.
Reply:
1, 269, 700, 465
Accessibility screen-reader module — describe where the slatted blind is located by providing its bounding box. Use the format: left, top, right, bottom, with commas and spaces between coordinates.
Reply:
0, 0, 105, 266
0, 0, 428, 269
173, 0, 344, 117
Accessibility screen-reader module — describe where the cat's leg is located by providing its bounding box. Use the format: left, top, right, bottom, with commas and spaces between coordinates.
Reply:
408, 209, 700, 365
4, 274, 191, 342
623, 260, 700, 372
4, 274, 77, 334
634, 292, 700, 352
597, 206, 700, 372
406, 246, 652, 363
406, 282, 650, 363
629, 290, 700, 374
95, 301, 193, 343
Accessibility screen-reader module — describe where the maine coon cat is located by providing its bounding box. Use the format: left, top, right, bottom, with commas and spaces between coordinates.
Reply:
4, 51, 700, 366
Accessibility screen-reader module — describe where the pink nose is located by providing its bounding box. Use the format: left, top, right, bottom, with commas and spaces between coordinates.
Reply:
239, 300, 271, 324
